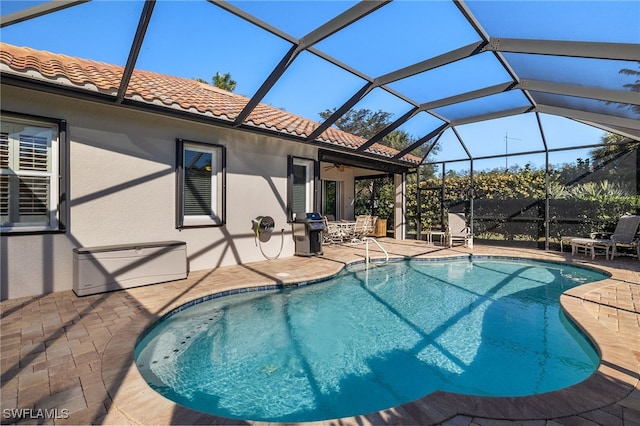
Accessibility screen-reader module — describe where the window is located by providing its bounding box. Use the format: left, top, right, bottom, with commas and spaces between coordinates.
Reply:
288, 156, 318, 221
176, 139, 225, 228
1, 115, 64, 233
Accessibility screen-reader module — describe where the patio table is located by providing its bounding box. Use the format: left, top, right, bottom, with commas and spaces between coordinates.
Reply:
427, 231, 446, 246
560, 236, 578, 252
328, 221, 356, 243
570, 237, 612, 260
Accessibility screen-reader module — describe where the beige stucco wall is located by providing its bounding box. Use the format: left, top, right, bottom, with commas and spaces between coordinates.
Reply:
1, 85, 319, 300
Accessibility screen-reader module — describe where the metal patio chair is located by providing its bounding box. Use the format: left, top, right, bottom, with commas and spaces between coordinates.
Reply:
322, 216, 341, 245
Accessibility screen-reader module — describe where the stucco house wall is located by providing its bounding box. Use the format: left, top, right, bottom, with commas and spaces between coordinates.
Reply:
1, 84, 319, 300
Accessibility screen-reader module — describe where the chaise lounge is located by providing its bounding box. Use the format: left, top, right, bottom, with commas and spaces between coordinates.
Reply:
570, 214, 640, 260
447, 212, 473, 248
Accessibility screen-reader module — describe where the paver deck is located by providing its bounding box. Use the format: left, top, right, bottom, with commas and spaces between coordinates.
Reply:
1, 241, 639, 425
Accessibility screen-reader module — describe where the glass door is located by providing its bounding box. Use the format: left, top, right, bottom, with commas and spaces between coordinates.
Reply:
322, 180, 340, 221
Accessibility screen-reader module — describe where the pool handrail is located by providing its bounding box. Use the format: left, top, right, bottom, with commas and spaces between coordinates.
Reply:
364, 237, 389, 265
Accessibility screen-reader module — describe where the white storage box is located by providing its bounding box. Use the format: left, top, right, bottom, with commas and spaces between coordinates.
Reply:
73, 241, 187, 296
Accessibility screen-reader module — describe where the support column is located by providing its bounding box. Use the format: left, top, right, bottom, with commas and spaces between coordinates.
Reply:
636, 145, 640, 197
394, 173, 406, 240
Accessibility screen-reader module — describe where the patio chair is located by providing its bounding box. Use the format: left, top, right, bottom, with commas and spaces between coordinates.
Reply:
348, 215, 371, 244
447, 213, 473, 248
322, 216, 341, 245
570, 214, 640, 260
366, 216, 378, 237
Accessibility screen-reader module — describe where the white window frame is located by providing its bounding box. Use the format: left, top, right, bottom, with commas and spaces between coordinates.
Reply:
176, 139, 225, 228
287, 156, 318, 222
1, 116, 61, 233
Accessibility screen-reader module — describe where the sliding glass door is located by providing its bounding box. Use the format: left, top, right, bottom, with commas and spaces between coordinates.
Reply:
322, 180, 340, 221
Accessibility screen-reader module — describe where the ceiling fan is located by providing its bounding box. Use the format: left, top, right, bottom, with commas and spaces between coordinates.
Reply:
323, 163, 350, 172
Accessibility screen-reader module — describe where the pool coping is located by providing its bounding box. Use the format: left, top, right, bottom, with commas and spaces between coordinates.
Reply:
102, 250, 640, 425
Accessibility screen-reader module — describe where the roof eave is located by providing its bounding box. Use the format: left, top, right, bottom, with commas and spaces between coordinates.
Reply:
0, 71, 418, 170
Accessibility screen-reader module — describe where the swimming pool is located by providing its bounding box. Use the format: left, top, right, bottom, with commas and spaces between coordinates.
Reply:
135, 257, 606, 422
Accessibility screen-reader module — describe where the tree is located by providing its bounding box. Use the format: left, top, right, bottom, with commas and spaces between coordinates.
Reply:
212, 72, 237, 92
616, 62, 640, 115
588, 132, 639, 194
194, 72, 237, 92
319, 108, 391, 139
589, 133, 639, 163
318, 107, 430, 159
384, 129, 415, 152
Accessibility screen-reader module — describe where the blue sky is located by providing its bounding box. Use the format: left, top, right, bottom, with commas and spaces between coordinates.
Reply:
2, 0, 636, 171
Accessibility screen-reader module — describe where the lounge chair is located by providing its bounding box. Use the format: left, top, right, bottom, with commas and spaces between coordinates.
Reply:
570, 214, 640, 260
447, 212, 473, 248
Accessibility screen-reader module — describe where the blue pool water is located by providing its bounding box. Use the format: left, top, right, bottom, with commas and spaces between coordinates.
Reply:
135, 258, 605, 422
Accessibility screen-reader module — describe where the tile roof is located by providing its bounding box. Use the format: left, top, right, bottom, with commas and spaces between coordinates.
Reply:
0, 43, 421, 166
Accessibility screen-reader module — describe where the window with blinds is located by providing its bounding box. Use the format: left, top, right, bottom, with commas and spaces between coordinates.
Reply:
288, 156, 316, 222
184, 149, 214, 217
1, 119, 59, 232
176, 139, 225, 228
292, 163, 308, 214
